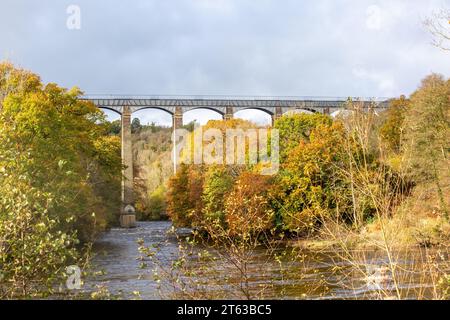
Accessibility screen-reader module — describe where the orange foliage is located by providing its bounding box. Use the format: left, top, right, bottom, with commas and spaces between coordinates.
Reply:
225, 172, 275, 236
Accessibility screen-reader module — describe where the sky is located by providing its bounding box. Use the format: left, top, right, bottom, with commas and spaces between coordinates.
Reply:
1, 0, 449, 125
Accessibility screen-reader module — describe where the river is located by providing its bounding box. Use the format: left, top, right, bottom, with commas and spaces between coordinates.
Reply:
84, 221, 448, 300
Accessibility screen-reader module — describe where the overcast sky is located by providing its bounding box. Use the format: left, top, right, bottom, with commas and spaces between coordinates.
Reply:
1, 0, 449, 125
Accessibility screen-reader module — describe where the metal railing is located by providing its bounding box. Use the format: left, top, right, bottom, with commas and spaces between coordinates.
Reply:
81, 94, 391, 102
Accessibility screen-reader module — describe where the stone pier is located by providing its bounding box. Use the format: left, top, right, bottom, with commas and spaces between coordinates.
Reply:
172, 106, 183, 174
173, 106, 183, 129
271, 106, 283, 126
224, 106, 234, 120
120, 106, 136, 228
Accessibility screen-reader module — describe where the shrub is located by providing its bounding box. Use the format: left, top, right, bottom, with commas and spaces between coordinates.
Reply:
276, 122, 349, 234
379, 96, 409, 153
0, 63, 121, 297
166, 164, 204, 227
144, 186, 167, 220
187, 166, 205, 227
0, 162, 79, 298
166, 164, 192, 227
202, 165, 236, 225
225, 172, 275, 237
274, 113, 332, 161
402, 74, 449, 218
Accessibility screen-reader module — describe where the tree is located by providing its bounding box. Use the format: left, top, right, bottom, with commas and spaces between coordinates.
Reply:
0, 171, 79, 298
0, 62, 122, 296
166, 164, 204, 227
187, 166, 205, 227
225, 172, 275, 237
167, 118, 266, 230
182, 120, 197, 132
202, 165, 236, 224
274, 113, 333, 161
107, 119, 121, 135
379, 96, 410, 153
90, 135, 122, 229
166, 164, 191, 227
131, 117, 142, 133
0, 62, 41, 105
276, 122, 352, 234
425, 9, 450, 51
145, 185, 167, 220
403, 74, 450, 218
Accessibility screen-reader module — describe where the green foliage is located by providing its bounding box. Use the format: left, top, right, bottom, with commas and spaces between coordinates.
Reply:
182, 120, 197, 132
165, 74, 448, 243
202, 165, 236, 224
0, 62, 41, 100
168, 119, 263, 228
276, 123, 349, 234
402, 74, 450, 217
379, 96, 409, 153
403, 74, 449, 180
131, 118, 142, 133
186, 166, 205, 227
90, 135, 122, 228
0, 62, 122, 297
132, 125, 172, 219
0, 174, 79, 298
139, 186, 167, 220
274, 113, 333, 161
107, 119, 121, 135
166, 164, 190, 226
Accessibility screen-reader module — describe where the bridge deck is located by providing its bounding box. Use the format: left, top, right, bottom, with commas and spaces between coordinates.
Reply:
81, 95, 390, 115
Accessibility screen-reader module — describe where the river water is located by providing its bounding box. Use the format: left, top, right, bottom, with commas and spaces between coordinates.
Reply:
84, 221, 448, 300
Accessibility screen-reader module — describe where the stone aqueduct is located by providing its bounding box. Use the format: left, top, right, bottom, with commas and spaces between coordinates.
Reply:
83, 96, 389, 227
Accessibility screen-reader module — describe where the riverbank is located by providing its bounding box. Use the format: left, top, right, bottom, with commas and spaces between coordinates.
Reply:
291, 215, 449, 251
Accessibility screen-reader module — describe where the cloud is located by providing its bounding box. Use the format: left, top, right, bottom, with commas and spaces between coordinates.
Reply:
366, 5, 383, 30
193, 0, 235, 13
0, 0, 449, 123
352, 66, 396, 96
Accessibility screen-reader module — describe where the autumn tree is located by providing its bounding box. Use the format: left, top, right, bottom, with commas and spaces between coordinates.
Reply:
187, 166, 205, 227
166, 164, 192, 227
0, 62, 122, 297
379, 96, 410, 153
167, 118, 267, 230
274, 113, 332, 161
225, 172, 275, 237
202, 165, 236, 224
276, 122, 349, 234
403, 74, 450, 218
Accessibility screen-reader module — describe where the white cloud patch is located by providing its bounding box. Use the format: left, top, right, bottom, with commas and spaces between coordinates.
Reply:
352, 66, 396, 97
366, 5, 383, 30
193, 0, 235, 14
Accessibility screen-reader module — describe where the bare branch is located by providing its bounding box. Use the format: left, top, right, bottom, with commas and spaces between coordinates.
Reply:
424, 9, 450, 51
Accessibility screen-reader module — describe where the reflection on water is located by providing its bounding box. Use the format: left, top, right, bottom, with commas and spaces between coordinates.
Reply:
85, 221, 448, 300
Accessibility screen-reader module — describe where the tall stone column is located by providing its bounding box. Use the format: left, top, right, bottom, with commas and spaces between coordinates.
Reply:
173, 106, 183, 129
271, 106, 283, 126
224, 106, 234, 120
172, 107, 183, 174
120, 106, 136, 228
